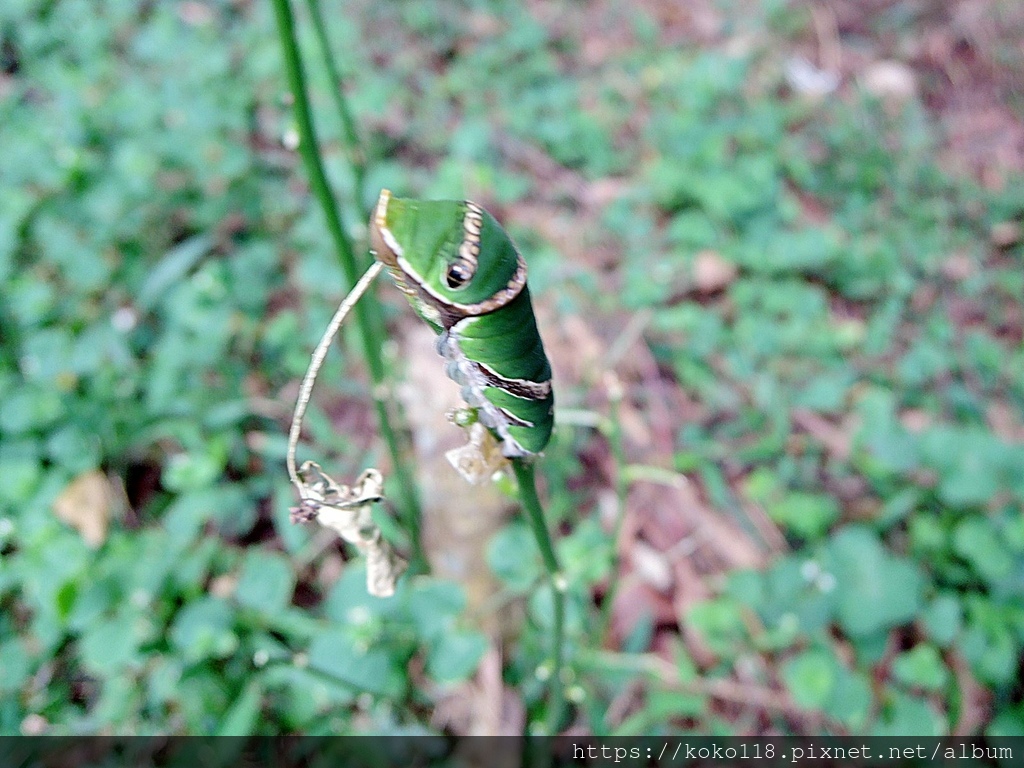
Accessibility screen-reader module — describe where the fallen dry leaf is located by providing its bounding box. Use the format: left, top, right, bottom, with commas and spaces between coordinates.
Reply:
990, 220, 1021, 248
941, 252, 975, 281
987, 401, 1024, 442
860, 60, 918, 100
610, 576, 676, 648
793, 408, 852, 461
950, 648, 991, 736
53, 471, 113, 548
630, 541, 674, 592
901, 408, 932, 433
692, 250, 738, 294
209, 574, 237, 599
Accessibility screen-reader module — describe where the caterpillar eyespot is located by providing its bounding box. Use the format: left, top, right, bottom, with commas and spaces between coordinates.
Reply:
445, 261, 473, 290
369, 191, 554, 457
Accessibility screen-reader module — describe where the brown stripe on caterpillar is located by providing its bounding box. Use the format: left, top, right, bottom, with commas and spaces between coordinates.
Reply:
472, 360, 552, 401
498, 406, 534, 428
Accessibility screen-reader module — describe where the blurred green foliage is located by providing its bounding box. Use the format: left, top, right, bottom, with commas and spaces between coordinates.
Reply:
1, 0, 1023, 737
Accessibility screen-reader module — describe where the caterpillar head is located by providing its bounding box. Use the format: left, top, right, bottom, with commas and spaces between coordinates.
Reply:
369, 190, 527, 325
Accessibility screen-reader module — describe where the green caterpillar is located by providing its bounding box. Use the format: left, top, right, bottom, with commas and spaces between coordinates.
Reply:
369, 189, 554, 457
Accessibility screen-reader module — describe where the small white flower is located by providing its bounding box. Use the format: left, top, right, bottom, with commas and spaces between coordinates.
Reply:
800, 559, 821, 581
785, 56, 840, 97
347, 605, 372, 626
112, 306, 138, 332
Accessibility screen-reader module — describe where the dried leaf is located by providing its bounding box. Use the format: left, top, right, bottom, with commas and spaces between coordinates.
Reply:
785, 56, 840, 97
53, 471, 112, 548
291, 463, 407, 597
445, 422, 510, 485
990, 221, 1021, 248
692, 250, 737, 293
861, 60, 917, 100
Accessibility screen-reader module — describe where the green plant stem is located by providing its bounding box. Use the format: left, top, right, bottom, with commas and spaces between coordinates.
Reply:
302, 0, 367, 212
271, 0, 426, 573
512, 458, 566, 734
598, 377, 627, 641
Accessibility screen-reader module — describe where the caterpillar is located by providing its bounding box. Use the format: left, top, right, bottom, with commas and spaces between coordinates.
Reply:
369, 189, 554, 458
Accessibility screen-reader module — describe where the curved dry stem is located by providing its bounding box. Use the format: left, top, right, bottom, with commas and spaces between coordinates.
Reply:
287, 261, 384, 490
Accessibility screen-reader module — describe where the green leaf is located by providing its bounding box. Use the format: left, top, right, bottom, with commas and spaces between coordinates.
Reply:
78, 610, 148, 677
766, 492, 839, 540
892, 644, 949, 691
824, 667, 873, 731
235, 550, 296, 614
872, 689, 945, 736
988, 705, 1024, 737
170, 538, 220, 594
622, 612, 655, 655
487, 522, 542, 591
0, 638, 32, 694
45, 426, 101, 473
0, 386, 64, 434
0, 457, 42, 505
93, 674, 140, 727
645, 687, 707, 720
1005, 511, 1024, 552
176, 669, 234, 733
425, 629, 487, 684
793, 370, 853, 412
217, 679, 264, 736
272, 481, 311, 555
558, 519, 613, 585
743, 467, 778, 503
961, 609, 1018, 686
852, 630, 892, 666
161, 447, 226, 494
169, 597, 238, 664
528, 582, 587, 636
854, 389, 918, 474
920, 427, 1004, 507
686, 598, 748, 657
757, 555, 837, 637
55, 581, 78, 622
825, 526, 924, 637
781, 648, 837, 709
920, 593, 962, 647
306, 628, 406, 699
953, 518, 1014, 584
147, 656, 186, 709
322, 564, 402, 625
667, 210, 718, 248
162, 490, 217, 549
407, 579, 466, 642
137, 234, 216, 312
875, 488, 921, 530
